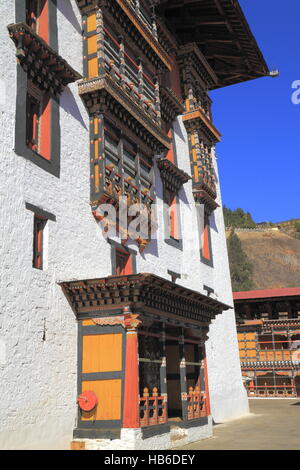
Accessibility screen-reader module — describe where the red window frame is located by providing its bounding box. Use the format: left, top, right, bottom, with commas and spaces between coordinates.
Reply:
26, 93, 41, 153
116, 249, 132, 276
26, 83, 51, 161
169, 194, 179, 240
201, 213, 212, 262
167, 191, 179, 241
26, 0, 49, 43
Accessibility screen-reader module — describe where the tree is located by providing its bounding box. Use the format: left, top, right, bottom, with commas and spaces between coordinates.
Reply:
294, 221, 300, 233
223, 206, 256, 229
226, 230, 256, 291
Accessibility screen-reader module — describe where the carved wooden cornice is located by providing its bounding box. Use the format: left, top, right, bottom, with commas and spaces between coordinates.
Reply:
7, 22, 82, 97
160, 86, 184, 124
90, 309, 142, 330
177, 42, 218, 90
193, 184, 219, 214
75, 0, 98, 13
59, 273, 231, 322
156, 18, 178, 55
156, 157, 191, 194
182, 108, 221, 144
78, 75, 170, 153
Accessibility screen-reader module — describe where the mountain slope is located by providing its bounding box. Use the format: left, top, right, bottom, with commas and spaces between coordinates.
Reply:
226, 229, 300, 289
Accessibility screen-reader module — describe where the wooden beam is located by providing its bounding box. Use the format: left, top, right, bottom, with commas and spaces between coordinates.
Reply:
169, 15, 228, 26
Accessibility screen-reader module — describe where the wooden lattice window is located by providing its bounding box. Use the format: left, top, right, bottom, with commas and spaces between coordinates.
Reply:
33, 216, 46, 270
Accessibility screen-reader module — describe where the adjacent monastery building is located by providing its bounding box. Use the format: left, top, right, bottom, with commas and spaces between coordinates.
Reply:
0, 0, 269, 449
234, 288, 300, 399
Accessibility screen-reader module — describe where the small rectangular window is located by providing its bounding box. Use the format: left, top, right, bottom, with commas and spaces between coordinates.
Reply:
201, 214, 212, 264
26, 93, 40, 152
33, 216, 46, 270
26, 0, 39, 32
26, 0, 49, 43
116, 249, 132, 276
169, 194, 179, 241
26, 84, 51, 161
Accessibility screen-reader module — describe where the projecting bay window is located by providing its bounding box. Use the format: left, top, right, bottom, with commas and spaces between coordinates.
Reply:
84, 16, 159, 121
92, 120, 155, 248
101, 121, 154, 205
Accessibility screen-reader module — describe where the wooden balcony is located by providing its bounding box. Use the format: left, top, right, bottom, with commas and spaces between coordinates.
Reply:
78, 72, 170, 153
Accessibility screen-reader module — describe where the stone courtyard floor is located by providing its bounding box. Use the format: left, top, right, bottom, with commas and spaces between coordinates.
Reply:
176, 399, 300, 450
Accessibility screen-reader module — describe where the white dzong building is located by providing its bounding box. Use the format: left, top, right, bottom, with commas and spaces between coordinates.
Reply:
0, 0, 268, 450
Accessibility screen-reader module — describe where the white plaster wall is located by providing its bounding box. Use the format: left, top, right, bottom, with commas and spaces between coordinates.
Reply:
205, 151, 249, 422
0, 0, 246, 450
0, 0, 112, 450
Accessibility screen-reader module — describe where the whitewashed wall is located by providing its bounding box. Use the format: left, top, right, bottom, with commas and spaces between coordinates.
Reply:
0, 0, 247, 450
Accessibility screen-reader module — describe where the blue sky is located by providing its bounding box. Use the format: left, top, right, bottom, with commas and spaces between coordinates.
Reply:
211, 0, 300, 223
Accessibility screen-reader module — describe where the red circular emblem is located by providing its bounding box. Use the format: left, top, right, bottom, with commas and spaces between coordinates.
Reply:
77, 391, 98, 412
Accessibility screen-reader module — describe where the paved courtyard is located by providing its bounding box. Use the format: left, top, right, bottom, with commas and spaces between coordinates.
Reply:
176, 399, 300, 450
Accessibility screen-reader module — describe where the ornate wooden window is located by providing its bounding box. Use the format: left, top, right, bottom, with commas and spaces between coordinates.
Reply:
33, 216, 46, 270
94, 119, 155, 207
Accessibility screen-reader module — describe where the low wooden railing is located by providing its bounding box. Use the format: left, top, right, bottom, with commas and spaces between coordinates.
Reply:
139, 387, 167, 427
187, 386, 207, 420
247, 384, 296, 397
